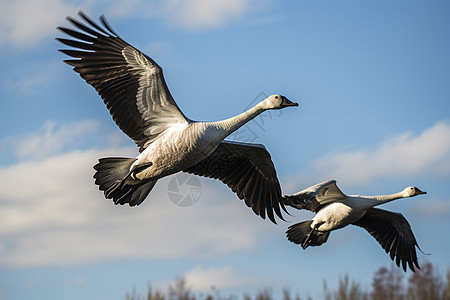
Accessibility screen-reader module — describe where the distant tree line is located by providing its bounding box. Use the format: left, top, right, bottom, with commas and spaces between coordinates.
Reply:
126, 261, 450, 300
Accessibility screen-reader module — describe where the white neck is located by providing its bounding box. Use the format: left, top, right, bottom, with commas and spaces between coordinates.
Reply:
209, 101, 266, 140
351, 191, 406, 209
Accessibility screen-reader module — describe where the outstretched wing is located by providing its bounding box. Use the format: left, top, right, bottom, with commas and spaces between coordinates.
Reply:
57, 11, 189, 152
183, 141, 287, 224
352, 208, 421, 272
283, 180, 346, 212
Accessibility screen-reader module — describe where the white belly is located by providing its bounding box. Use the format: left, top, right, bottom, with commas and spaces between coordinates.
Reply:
133, 123, 222, 180
313, 202, 365, 232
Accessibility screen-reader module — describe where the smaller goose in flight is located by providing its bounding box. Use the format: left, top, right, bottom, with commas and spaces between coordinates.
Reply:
57, 12, 298, 223
283, 180, 426, 271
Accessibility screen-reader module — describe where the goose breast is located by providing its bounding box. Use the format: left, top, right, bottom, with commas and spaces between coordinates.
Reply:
313, 202, 365, 231
133, 122, 224, 180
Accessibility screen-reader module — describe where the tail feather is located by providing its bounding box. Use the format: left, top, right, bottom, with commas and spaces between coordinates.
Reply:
93, 157, 157, 206
94, 157, 136, 191
286, 220, 330, 249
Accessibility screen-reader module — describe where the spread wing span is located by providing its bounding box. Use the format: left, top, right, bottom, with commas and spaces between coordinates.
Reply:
57, 11, 189, 152
184, 141, 287, 223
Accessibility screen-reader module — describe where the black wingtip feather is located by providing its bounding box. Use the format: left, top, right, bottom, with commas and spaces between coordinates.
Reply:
100, 14, 120, 37
266, 193, 276, 224
59, 49, 90, 58
57, 26, 97, 42
78, 11, 110, 36
273, 184, 288, 221
56, 38, 96, 51
66, 15, 107, 38
62, 59, 81, 67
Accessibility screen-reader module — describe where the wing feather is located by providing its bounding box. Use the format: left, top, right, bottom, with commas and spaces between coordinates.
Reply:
283, 180, 346, 212
58, 11, 189, 152
183, 141, 286, 223
352, 208, 420, 272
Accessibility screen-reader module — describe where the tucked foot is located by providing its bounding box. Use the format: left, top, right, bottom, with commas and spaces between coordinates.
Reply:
105, 162, 153, 198
301, 228, 316, 249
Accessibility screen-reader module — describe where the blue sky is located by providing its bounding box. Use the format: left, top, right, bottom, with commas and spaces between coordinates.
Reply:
0, 0, 449, 299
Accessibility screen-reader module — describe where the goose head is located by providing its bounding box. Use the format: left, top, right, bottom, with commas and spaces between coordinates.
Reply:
403, 186, 427, 197
262, 95, 298, 110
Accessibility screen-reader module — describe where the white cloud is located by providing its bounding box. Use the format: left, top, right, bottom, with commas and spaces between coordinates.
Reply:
159, 0, 265, 30
291, 121, 450, 188
184, 266, 254, 291
0, 0, 271, 47
0, 121, 269, 267
108, 0, 269, 30
5, 120, 99, 160
0, 0, 78, 46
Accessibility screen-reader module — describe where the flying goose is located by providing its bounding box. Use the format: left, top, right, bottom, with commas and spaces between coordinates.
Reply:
57, 12, 298, 223
283, 180, 426, 271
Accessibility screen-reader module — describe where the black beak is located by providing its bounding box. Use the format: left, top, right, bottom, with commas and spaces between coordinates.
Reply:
281, 96, 299, 107
416, 188, 427, 195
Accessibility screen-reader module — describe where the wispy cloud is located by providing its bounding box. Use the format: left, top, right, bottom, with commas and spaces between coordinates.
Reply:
157, 0, 269, 30
184, 266, 255, 291
3, 120, 99, 161
1, 0, 271, 47
0, 0, 77, 47
0, 120, 269, 267
108, 0, 270, 30
288, 121, 450, 189
0, 149, 265, 267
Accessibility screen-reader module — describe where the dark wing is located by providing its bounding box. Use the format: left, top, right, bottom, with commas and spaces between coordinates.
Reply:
57, 11, 189, 152
283, 180, 346, 213
352, 208, 420, 272
183, 141, 287, 224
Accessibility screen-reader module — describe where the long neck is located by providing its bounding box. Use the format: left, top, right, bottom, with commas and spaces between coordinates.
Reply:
354, 191, 406, 208
210, 102, 266, 139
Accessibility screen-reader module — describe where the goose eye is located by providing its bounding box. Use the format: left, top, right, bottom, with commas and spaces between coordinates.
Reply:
275, 96, 279, 99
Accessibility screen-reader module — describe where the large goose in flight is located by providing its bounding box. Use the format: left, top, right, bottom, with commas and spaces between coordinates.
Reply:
283, 180, 425, 271
57, 12, 298, 223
